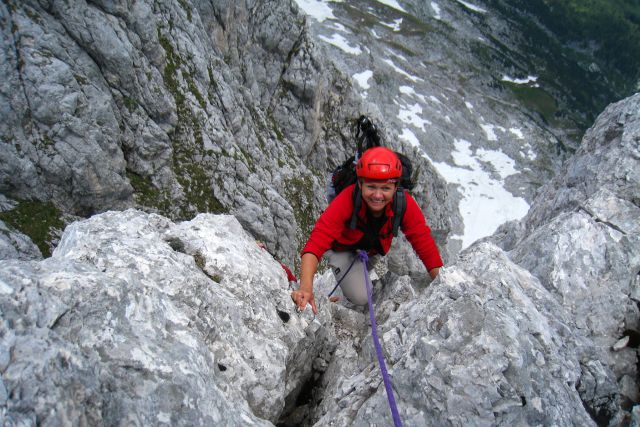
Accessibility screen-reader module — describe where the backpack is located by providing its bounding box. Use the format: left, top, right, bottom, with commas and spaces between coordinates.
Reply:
328, 116, 415, 238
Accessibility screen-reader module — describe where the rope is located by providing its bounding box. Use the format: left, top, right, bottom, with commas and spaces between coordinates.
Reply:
327, 253, 360, 297
358, 250, 403, 427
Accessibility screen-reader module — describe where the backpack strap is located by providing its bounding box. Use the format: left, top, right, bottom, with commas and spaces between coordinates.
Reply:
350, 184, 406, 238
349, 183, 362, 230
391, 188, 407, 237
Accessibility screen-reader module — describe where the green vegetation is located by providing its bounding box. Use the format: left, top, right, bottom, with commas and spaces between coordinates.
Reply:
182, 70, 206, 109
23, 4, 43, 25
386, 40, 418, 58
193, 251, 206, 270
479, 0, 640, 142
267, 111, 285, 142
123, 96, 139, 112
127, 171, 172, 213
527, 0, 640, 84
39, 134, 55, 149
506, 83, 558, 125
177, 0, 193, 22
0, 200, 64, 257
157, 27, 226, 219
74, 74, 89, 85
493, 0, 640, 100
286, 175, 316, 252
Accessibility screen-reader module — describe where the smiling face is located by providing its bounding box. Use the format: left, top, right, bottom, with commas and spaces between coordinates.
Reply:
359, 179, 397, 215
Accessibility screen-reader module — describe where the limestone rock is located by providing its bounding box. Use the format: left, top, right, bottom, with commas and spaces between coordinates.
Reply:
0, 209, 331, 425
0, 220, 42, 261
0, 0, 454, 266
306, 92, 640, 426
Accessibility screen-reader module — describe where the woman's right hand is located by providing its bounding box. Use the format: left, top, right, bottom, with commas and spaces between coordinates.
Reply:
291, 288, 318, 315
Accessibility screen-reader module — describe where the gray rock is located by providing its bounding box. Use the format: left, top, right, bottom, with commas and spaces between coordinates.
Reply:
0, 195, 17, 212
0, 0, 454, 266
312, 243, 595, 426
304, 91, 640, 426
521, 92, 640, 233
633, 405, 640, 427
0, 1, 134, 214
0, 209, 331, 425
0, 220, 42, 261
1, 1, 639, 425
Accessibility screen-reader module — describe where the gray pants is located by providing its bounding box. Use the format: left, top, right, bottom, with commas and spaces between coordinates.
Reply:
326, 251, 377, 306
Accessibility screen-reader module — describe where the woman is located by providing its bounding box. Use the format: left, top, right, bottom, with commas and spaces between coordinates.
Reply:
292, 147, 443, 314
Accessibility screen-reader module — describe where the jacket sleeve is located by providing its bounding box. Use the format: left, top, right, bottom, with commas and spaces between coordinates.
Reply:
301, 185, 354, 261
401, 193, 444, 271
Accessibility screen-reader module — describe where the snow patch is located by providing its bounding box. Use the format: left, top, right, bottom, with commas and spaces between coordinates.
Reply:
456, 0, 487, 13
480, 123, 506, 141
388, 49, 408, 62
376, 0, 407, 12
398, 103, 431, 131
430, 139, 528, 249
318, 33, 362, 54
381, 18, 404, 32
398, 128, 421, 148
431, 2, 442, 19
383, 58, 424, 82
481, 124, 498, 141
476, 148, 518, 179
331, 22, 350, 33
509, 127, 524, 139
353, 70, 373, 90
399, 85, 427, 103
293, 0, 340, 22
519, 144, 537, 160
501, 75, 539, 87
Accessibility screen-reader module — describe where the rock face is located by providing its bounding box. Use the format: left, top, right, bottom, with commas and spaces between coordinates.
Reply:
312, 243, 596, 426
2, 92, 638, 426
1, 0, 639, 424
0, 0, 454, 266
298, 92, 640, 426
0, 219, 41, 261
1, 0, 636, 268
0, 210, 333, 425
294, 0, 633, 255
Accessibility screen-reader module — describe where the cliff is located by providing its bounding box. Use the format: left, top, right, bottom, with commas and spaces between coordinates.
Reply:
1, 92, 638, 426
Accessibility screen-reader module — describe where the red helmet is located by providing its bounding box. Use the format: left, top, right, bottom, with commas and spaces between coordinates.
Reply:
356, 147, 402, 180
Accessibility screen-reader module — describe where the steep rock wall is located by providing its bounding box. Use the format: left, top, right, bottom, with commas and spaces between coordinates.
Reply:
1, 92, 638, 426
0, 0, 453, 265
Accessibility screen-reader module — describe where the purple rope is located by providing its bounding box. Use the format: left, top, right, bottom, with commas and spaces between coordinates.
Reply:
358, 250, 403, 427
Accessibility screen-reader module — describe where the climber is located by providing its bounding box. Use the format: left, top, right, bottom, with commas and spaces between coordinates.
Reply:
291, 147, 443, 314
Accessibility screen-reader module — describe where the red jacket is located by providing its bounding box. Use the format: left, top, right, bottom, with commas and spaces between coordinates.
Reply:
302, 184, 443, 271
